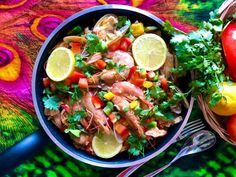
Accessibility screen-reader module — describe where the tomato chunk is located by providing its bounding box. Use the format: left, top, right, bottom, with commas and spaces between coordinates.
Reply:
78, 78, 88, 89
94, 60, 107, 70
92, 95, 105, 108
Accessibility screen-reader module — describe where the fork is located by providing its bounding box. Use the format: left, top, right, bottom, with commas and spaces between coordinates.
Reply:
116, 119, 205, 177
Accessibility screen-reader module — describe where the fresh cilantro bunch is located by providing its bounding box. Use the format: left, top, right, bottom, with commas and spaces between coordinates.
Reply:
164, 14, 227, 106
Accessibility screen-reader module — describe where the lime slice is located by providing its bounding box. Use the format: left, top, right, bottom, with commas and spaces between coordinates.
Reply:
132, 33, 167, 71
46, 47, 75, 82
92, 132, 122, 159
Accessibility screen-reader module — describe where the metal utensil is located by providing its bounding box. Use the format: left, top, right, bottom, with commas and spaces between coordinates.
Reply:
117, 119, 205, 177
144, 130, 216, 177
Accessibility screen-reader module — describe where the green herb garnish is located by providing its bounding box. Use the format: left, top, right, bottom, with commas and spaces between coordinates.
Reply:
43, 95, 61, 110
128, 134, 147, 156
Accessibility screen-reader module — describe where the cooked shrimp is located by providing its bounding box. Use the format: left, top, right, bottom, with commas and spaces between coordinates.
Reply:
112, 50, 134, 68
112, 96, 143, 137
81, 92, 111, 134
145, 127, 167, 138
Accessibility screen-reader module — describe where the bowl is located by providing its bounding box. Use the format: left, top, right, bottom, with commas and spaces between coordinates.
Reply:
32, 5, 194, 168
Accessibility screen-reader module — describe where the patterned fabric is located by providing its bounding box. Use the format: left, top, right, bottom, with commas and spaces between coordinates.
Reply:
1, 0, 236, 176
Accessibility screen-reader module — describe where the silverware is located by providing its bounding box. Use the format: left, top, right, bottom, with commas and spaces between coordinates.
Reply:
117, 119, 205, 177
144, 130, 216, 177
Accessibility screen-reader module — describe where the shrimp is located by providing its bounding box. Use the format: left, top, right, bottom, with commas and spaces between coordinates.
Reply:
112, 50, 134, 68
145, 127, 167, 138
110, 81, 153, 108
81, 92, 111, 134
88, 50, 134, 85
112, 96, 143, 137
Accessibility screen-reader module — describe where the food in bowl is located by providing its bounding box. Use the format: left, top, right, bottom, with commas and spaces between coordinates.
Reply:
41, 14, 189, 159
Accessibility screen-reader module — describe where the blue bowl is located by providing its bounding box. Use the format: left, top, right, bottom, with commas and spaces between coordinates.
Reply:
32, 5, 194, 168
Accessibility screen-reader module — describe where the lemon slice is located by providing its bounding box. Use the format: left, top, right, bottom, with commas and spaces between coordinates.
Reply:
46, 47, 75, 82
132, 33, 167, 71
92, 132, 122, 159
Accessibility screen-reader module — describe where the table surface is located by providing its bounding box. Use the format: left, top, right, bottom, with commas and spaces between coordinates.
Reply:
1, 0, 236, 176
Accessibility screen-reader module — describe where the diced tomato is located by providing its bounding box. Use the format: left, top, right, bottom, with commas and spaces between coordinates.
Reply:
122, 37, 132, 46
127, 66, 137, 80
91, 95, 105, 108
131, 78, 145, 87
147, 71, 155, 80
160, 77, 168, 91
42, 77, 50, 87
60, 103, 70, 113
108, 40, 121, 51
119, 41, 128, 51
119, 37, 132, 52
108, 112, 117, 124
114, 123, 130, 140
70, 42, 81, 54
78, 78, 88, 89
94, 59, 107, 70
65, 71, 86, 85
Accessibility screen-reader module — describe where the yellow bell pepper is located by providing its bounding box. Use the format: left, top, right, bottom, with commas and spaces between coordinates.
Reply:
210, 82, 236, 116
129, 100, 140, 109
103, 92, 115, 100
131, 23, 144, 37
143, 81, 153, 88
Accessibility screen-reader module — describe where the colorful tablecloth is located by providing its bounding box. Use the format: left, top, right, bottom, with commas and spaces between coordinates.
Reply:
1, 0, 236, 176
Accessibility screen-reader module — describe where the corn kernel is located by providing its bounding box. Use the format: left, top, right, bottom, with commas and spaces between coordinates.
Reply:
131, 23, 144, 37
143, 81, 153, 88
103, 92, 115, 100
129, 100, 140, 109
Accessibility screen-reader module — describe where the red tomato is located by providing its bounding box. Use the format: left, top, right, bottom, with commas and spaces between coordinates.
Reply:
114, 122, 130, 140
127, 66, 137, 80
91, 95, 105, 108
70, 42, 81, 54
119, 37, 132, 52
94, 59, 106, 70
108, 112, 117, 124
78, 78, 88, 89
108, 40, 121, 51
42, 77, 50, 87
227, 114, 236, 142
131, 78, 145, 87
65, 71, 86, 85
222, 21, 236, 81
160, 77, 168, 91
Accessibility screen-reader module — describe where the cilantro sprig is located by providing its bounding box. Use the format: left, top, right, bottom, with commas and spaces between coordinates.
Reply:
43, 95, 61, 110
128, 134, 147, 156
164, 14, 227, 106
85, 34, 107, 54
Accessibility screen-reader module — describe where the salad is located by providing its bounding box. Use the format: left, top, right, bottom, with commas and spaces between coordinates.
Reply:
42, 14, 189, 159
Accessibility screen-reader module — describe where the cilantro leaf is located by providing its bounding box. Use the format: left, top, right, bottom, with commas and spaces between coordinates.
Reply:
128, 134, 147, 156
71, 84, 83, 102
117, 16, 131, 28
86, 34, 107, 54
43, 96, 61, 110
56, 82, 70, 93
67, 109, 87, 123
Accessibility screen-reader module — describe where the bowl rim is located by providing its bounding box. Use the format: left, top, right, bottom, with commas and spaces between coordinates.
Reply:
32, 4, 194, 168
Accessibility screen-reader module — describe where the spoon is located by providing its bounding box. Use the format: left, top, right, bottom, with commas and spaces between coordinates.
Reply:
144, 130, 216, 177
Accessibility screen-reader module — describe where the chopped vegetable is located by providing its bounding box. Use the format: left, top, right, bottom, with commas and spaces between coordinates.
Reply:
78, 78, 88, 89
108, 40, 121, 51
119, 37, 132, 52
131, 23, 144, 37
114, 122, 130, 139
103, 101, 114, 115
65, 71, 86, 85
70, 42, 81, 54
92, 95, 105, 108
147, 121, 157, 129
129, 100, 140, 109
94, 59, 107, 70
108, 112, 117, 124
103, 92, 115, 100
143, 81, 153, 88
127, 66, 137, 80
147, 71, 156, 80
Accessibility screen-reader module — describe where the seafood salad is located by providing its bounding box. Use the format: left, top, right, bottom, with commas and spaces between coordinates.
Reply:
42, 14, 189, 159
